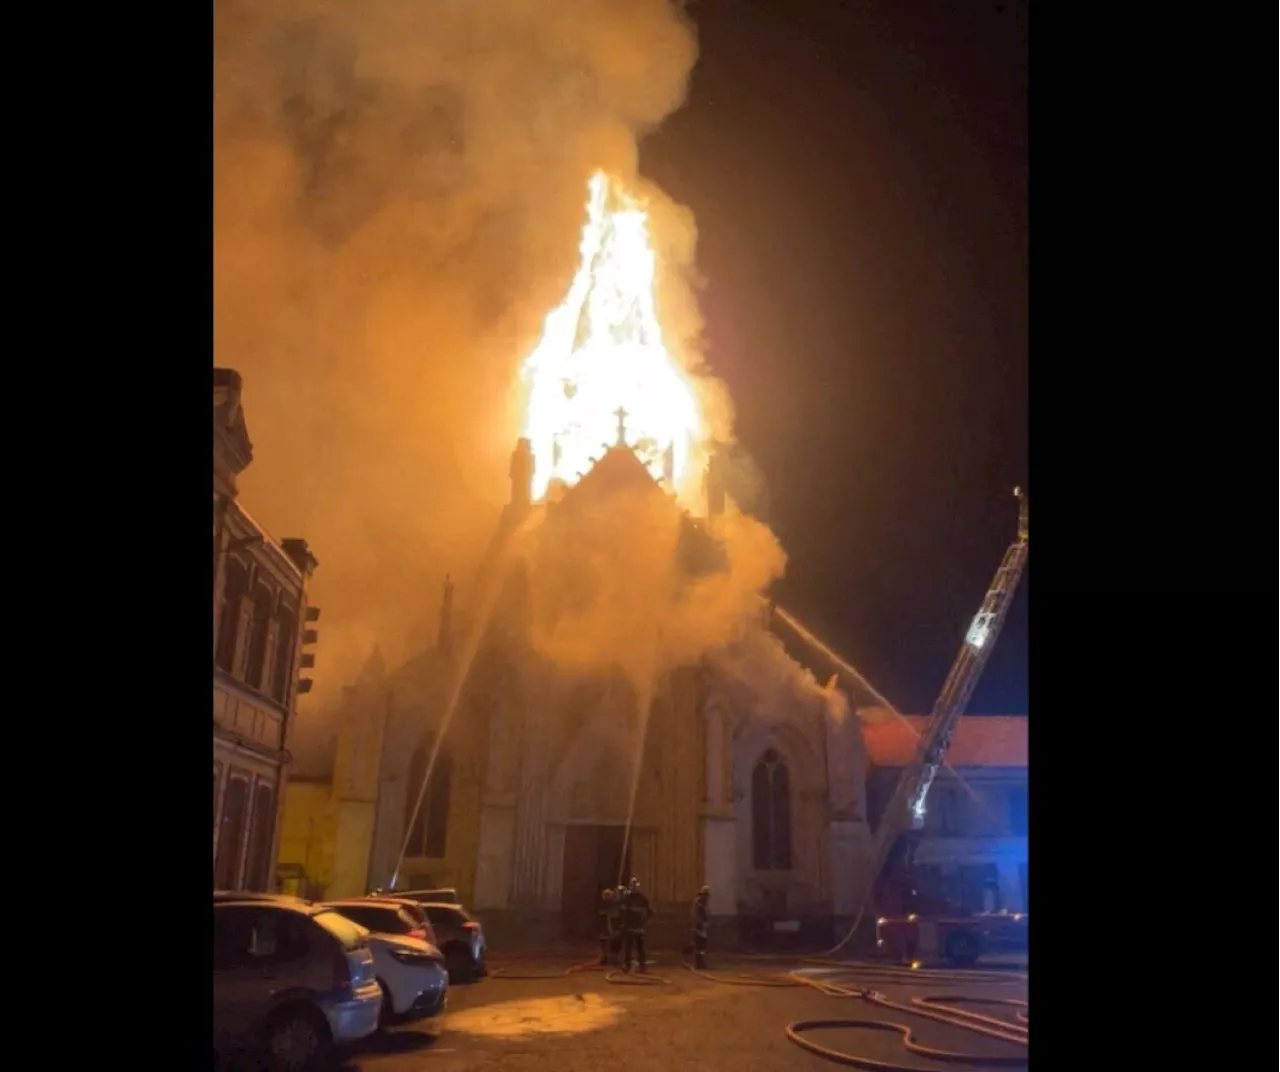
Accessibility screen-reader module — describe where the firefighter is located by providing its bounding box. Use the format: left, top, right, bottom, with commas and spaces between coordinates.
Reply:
691, 886, 710, 969
598, 888, 616, 965
612, 885, 628, 962
621, 877, 651, 972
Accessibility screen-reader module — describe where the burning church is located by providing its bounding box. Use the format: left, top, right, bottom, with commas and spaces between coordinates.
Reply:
298, 438, 875, 949
279, 172, 880, 945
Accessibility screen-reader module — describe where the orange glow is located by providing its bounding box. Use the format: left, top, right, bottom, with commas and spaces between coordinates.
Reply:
521, 172, 704, 504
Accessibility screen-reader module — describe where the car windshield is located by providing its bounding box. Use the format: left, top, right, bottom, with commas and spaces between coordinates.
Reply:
312, 908, 369, 949
425, 905, 469, 925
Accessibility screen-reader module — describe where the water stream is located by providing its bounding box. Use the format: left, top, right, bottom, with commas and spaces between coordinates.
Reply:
388, 512, 544, 890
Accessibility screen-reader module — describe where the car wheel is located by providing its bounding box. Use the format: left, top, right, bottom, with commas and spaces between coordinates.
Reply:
444, 945, 471, 979
944, 929, 981, 968
263, 1004, 330, 1072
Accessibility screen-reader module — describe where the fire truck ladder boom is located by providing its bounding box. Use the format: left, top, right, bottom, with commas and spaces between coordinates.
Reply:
864, 487, 1028, 902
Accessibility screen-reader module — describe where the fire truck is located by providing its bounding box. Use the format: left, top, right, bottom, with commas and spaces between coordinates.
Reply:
875, 892, 1027, 968
866, 489, 1029, 968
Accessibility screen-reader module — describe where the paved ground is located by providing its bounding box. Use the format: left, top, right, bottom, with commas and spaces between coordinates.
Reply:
345, 954, 1028, 1072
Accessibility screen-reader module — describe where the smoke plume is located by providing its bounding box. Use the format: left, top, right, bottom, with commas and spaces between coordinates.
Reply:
706, 624, 850, 725
217, 0, 837, 737
215, 0, 703, 698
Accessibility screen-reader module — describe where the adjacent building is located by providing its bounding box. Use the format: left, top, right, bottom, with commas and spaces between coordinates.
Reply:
213, 368, 319, 892
863, 713, 1028, 913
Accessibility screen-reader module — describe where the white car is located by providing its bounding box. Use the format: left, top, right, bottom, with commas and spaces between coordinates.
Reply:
368, 933, 449, 1026
322, 904, 449, 1027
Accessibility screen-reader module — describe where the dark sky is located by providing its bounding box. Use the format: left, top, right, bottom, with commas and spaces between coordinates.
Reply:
642, 0, 1028, 714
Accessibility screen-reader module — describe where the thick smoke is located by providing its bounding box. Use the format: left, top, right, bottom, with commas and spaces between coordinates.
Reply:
217, 0, 836, 739
215, 0, 703, 699
521, 477, 788, 677
707, 624, 850, 725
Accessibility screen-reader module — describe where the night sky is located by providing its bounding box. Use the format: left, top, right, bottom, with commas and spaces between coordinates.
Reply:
642, 0, 1028, 714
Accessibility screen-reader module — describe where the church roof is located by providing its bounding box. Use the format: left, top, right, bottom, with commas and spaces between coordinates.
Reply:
861, 715, 1027, 768
558, 444, 667, 507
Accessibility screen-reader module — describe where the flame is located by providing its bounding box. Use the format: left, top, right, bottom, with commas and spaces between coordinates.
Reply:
521, 172, 704, 503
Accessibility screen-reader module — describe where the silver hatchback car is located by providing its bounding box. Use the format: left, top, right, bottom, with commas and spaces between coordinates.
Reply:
214, 899, 382, 1071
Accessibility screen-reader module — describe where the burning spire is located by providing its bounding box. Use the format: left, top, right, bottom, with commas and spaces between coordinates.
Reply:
520, 172, 704, 504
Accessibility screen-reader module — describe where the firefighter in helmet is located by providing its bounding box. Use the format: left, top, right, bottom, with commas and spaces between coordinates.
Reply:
621, 877, 652, 972
598, 887, 616, 965
691, 885, 711, 969
613, 885, 628, 963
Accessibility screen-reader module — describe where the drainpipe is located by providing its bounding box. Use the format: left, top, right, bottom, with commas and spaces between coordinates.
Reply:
213, 494, 233, 657
270, 544, 316, 890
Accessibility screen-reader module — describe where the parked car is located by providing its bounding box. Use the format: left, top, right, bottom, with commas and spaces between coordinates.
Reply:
214, 899, 381, 1072
369, 933, 448, 1024
420, 902, 486, 979
322, 899, 436, 947
321, 904, 449, 1027
352, 896, 440, 944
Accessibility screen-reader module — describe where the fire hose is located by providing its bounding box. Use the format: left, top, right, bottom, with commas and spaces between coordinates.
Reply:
678, 961, 1027, 1069
488, 958, 673, 986
489, 954, 1026, 1068
783, 986, 1027, 1070
684, 959, 1027, 1070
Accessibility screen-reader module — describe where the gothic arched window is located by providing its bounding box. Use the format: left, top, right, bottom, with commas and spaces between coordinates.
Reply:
405, 742, 453, 859
751, 748, 792, 871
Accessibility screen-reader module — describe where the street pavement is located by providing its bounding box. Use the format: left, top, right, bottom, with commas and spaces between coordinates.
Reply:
347, 954, 1028, 1072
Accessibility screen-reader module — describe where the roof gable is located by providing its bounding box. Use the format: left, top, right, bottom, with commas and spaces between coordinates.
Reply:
557, 445, 666, 509
861, 715, 1027, 768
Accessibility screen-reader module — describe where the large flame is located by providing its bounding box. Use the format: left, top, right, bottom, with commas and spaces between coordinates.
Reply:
521, 172, 704, 504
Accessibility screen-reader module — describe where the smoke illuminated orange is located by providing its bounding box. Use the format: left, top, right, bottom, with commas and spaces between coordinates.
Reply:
521, 172, 704, 504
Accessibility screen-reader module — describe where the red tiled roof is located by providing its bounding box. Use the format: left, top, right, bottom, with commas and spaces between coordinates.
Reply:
861, 714, 1027, 768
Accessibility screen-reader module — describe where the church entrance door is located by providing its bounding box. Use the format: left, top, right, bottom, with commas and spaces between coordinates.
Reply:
561, 824, 630, 939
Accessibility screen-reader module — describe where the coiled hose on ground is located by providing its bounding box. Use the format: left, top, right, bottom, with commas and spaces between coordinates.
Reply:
487, 953, 1027, 1068
685, 959, 1028, 1069
487, 957, 673, 985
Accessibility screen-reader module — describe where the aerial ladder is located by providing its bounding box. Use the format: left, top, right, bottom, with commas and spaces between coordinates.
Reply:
865, 487, 1029, 916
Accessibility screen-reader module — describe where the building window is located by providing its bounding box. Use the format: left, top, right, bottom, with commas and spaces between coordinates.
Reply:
271, 605, 297, 704
244, 587, 275, 691
1008, 788, 1028, 836
216, 560, 249, 674
215, 774, 250, 889
244, 782, 277, 892
405, 743, 452, 858
751, 748, 792, 871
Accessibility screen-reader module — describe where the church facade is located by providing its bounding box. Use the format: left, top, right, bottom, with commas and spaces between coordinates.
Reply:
312, 436, 876, 946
